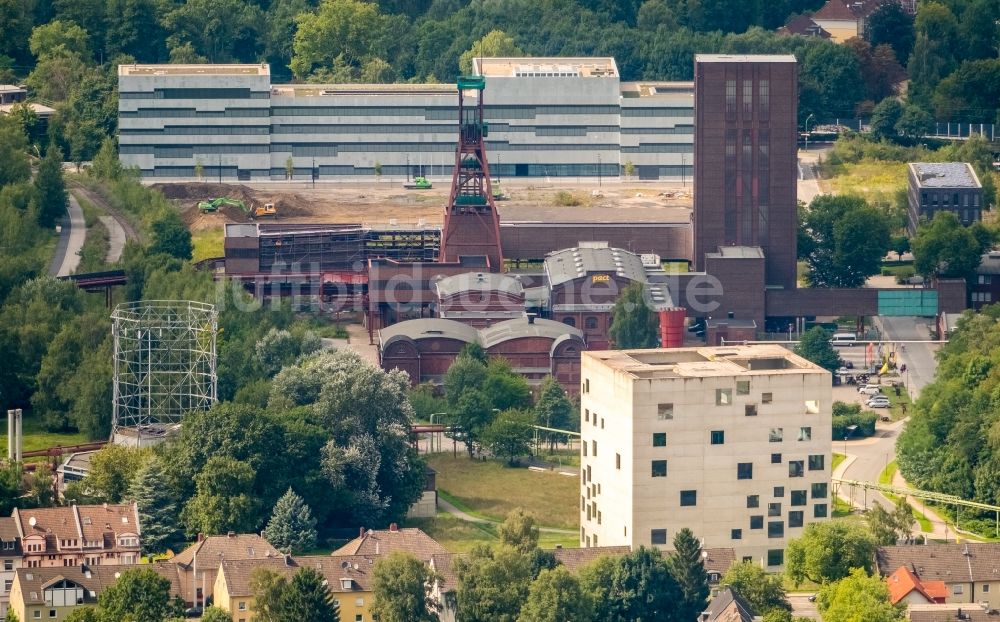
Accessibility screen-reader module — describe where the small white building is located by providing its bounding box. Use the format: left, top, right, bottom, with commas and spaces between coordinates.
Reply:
579, 344, 831, 568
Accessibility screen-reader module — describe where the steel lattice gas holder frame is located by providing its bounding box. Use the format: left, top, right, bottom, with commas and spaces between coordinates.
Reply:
111, 300, 217, 446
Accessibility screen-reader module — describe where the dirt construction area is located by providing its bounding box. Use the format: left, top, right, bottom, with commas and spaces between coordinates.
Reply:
154, 179, 694, 233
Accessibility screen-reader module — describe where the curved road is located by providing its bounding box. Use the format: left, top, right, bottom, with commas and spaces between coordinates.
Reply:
48, 193, 86, 277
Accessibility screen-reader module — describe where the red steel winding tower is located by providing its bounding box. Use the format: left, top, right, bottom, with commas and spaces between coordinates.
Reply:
439, 76, 504, 272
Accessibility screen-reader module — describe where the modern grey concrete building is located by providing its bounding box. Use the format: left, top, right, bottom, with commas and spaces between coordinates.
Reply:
907, 162, 983, 234
117, 58, 693, 181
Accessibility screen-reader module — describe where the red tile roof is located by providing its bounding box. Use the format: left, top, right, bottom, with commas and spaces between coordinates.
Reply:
331, 527, 447, 562
779, 14, 833, 38
813, 0, 858, 20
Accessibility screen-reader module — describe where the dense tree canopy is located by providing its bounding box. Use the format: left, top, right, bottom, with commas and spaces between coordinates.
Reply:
912, 211, 991, 279
786, 522, 876, 586
817, 568, 905, 622
609, 282, 660, 349
800, 194, 891, 288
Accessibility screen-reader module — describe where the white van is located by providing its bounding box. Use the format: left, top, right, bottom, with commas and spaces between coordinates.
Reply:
829, 332, 857, 347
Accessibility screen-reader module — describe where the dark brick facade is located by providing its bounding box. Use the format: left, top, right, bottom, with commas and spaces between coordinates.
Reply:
694, 55, 798, 290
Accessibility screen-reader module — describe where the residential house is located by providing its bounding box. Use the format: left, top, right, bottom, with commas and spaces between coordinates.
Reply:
887, 565, 948, 606
0, 85, 55, 125
0, 517, 23, 620
12, 504, 141, 569
8, 562, 182, 622
876, 543, 1000, 611
702, 586, 760, 622
214, 554, 376, 622
777, 14, 832, 39
332, 524, 447, 562
430, 545, 737, 622
908, 603, 1000, 621
170, 532, 280, 611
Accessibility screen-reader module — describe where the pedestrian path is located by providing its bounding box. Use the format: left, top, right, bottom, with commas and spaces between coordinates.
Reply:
49, 193, 86, 277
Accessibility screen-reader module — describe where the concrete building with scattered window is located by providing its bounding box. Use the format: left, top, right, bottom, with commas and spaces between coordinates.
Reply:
117, 59, 693, 181
578, 345, 831, 568
907, 162, 983, 234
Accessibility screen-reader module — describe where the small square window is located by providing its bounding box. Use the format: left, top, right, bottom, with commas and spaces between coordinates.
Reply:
239, 602, 247, 610
680, 490, 697, 506
737, 463, 753, 480
789, 511, 804, 528
745, 404, 758, 417
615, 453, 620, 470
769, 428, 783, 442
585, 409, 589, 422
809, 455, 824, 470
789, 461, 804, 478
750, 515, 763, 529
742, 556, 753, 563
583, 443, 587, 457
768, 521, 784, 538
767, 549, 784, 566
814, 503, 828, 518
983, 584, 990, 593
953, 584, 964, 595
812, 483, 828, 499
798, 427, 812, 441
773, 486, 784, 498
592, 440, 597, 456
731, 529, 742, 540
652, 460, 667, 477
651, 529, 668, 545
657, 403, 673, 419
762, 392, 773, 404
711, 430, 725, 445
653, 433, 667, 447
736, 380, 750, 395
768, 503, 781, 517
716, 389, 732, 405
791, 490, 807, 506
771, 453, 781, 464
747, 495, 759, 508
805, 400, 819, 414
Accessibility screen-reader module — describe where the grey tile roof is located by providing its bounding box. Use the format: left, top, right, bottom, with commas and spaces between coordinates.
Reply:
977, 252, 1000, 275
703, 586, 757, 622
909, 163, 982, 188
331, 528, 447, 563
876, 543, 1000, 583
172, 533, 280, 569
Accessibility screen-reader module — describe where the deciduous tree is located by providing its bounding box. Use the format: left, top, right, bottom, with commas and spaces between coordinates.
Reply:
149, 211, 193, 260
817, 567, 905, 622
720, 560, 791, 615
912, 211, 988, 279
801, 194, 890, 288
534, 377, 574, 452
482, 409, 535, 466
455, 544, 534, 622
370, 552, 440, 622
580, 547, 683, 622
35, 145, 68, 228
459, 30, 524, 74
869, 97, 903, 141
518, 566, 593, 622
865, 0, 914, 63
786, 522, 875, 586
200, 606, 232, 622
609, 282, 660, 349
84, 444, 151, 503
290, 0, 392, 80
182, 455, 260, 536
794, 327, 841, 372
97, 567, 182, 622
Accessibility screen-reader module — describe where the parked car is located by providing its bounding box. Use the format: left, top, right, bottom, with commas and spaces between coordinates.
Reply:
836, 366, 851, 376
867, 397, 891, 408
858, 384, 882, 395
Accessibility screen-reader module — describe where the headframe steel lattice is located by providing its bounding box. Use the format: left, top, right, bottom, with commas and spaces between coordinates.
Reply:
111, 300, 218, 446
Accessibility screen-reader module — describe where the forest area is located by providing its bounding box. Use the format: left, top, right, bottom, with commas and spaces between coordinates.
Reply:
0, 0, 998, 168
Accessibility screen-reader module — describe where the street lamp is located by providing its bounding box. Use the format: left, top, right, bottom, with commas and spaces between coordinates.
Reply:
843, 424, 859, 457
804, 113, 815, 151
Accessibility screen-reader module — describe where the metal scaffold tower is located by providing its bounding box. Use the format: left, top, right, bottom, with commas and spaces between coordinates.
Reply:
111, 300, 218, 446
439, 75, 504, 272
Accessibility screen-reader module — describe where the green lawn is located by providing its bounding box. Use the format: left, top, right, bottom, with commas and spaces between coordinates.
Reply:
821, 160, 908, 205
832, 452, 846, 471
427, 455, 579, 530
877, 461, 934, 533
0, 415, 91, 462
879, 460, 897, 486
191, 227, 224, 263
406, 512, 578, 553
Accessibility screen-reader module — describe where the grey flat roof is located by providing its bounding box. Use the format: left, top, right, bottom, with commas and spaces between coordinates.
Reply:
544, 246, 648, 287
473, 57, 619, 78
977, 251, 1000, 274
479, 318, 584, 349
909, 162, 981, 188
118, 64, 269, 76
435, 272, 524, 298
706, 245, 766, 259
696, 54, 797, 63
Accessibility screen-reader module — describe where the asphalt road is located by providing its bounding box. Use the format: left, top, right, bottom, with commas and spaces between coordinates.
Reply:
835, 316, 941, 513
48, 192, 86, 277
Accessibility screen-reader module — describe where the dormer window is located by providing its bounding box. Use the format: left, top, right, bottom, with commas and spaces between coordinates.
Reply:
340, 578, 352, 590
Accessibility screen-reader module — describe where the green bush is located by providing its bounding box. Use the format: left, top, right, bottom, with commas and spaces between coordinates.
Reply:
894, 267, 915, 284
832, 401, 877, 438
553, 190, 582, 206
